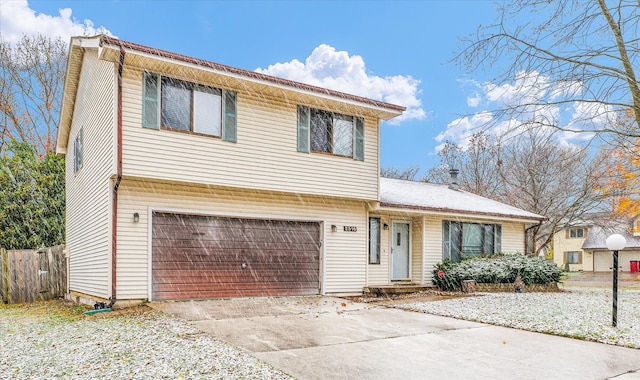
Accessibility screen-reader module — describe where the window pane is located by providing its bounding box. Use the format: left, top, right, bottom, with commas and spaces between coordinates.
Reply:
193, 89, 221, 136
369, 217, 381, 264
310, 109, 332, 153
567, 251, 579, 264
333, 114, 353, 156
161, 79, 191, 131
462, 223, 483, 257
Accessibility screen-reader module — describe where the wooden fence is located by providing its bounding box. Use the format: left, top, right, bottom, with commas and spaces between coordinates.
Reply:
1, 245, 67, 303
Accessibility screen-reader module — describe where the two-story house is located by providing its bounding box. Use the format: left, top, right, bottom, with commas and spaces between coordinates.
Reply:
57, 35, 544, 306
554, 214, 640, 272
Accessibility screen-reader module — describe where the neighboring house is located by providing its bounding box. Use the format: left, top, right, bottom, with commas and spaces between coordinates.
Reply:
553, 214, 640, 272
56, 35, 544, 306
552, 216, 594, 271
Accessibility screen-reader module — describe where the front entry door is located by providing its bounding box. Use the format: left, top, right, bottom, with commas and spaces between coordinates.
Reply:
391, 222, 410, 280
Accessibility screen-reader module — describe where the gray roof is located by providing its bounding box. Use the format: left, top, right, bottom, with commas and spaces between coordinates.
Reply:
582, 221, 640, 250
379, 178, 544, 221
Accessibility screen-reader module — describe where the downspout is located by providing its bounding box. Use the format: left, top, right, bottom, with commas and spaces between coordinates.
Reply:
110, 45, 125, 307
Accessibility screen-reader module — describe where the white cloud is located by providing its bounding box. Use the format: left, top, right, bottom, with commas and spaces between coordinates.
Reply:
0, 0, 114, 44
435, 111, 494, 151
441, 71, 609, 150
256, 44, 426, 124
467, 94, 481, 107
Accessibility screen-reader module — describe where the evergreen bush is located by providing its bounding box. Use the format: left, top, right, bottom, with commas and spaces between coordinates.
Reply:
432, 255, 563, 291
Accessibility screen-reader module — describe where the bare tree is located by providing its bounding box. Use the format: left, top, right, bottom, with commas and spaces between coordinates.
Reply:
380, 165, 420, 180
426, 130, 609, 255
0, 34, 67, 153
456, 0, 639, 138
498, 130, 610, 254
424, 132, 502, 198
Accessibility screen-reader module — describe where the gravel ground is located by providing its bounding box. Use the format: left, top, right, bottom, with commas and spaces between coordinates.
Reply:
0, 302, 291, 380
399, 288, 640, 349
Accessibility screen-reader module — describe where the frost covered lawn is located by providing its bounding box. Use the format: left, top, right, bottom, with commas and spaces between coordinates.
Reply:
400, 288, 640, 348
0, 301, 291, 379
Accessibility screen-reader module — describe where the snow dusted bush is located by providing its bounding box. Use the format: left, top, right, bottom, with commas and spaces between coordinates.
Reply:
432, 255, 563, 291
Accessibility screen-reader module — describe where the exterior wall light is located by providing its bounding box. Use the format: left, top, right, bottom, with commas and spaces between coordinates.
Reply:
606, 233, 626, 327
133, 212, 140, 223
383, 223, 389, 230
331, 225, 337, 233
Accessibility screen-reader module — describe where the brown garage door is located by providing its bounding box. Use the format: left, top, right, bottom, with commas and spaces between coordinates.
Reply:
152, 212, 321, 300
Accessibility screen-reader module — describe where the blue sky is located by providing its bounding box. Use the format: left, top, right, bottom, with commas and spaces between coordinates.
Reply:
2, 0, 510, 175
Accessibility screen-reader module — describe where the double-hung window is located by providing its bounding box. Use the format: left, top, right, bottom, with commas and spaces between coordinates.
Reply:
143, 72, 237, 142
566, 251, 581, 264
442, 221, 502, 262
297, 105, 364, 160
568, 228, 584, 238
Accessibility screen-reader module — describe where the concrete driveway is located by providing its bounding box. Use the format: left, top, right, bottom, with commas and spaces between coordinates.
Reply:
150, 296, 640, 380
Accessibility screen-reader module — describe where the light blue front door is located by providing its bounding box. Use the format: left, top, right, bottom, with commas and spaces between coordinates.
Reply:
392, 222, 410, 279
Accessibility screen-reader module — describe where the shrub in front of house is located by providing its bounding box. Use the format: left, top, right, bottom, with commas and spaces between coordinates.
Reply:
432, 255, 563, 291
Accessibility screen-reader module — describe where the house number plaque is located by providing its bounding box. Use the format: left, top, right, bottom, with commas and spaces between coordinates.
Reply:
343, 226, 358, 232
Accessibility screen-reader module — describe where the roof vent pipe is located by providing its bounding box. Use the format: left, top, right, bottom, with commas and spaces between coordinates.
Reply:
449, 168, 460, 191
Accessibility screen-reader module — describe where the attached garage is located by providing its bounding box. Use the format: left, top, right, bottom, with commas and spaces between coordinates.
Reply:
593, 250, 640, 272
151, 212, 322, 300
593, 251, 612, 272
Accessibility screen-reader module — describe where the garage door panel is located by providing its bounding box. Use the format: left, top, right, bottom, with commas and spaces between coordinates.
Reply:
153, 271, 321, 285
151, 212, 321, 300
152, 248, 321, 264
153, 261, 320, 271
154, 287, 318, 300
154, 227, 319, 244
153, 239, 320, 250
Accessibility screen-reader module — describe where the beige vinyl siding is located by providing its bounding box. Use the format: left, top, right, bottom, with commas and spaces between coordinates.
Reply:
116, 178, 369, 299
553, 228, 586, 269
120, 67, 379, 201
66, 50, 116, 299
411, 217, 424, 284
423, 216, 443, 284
367, 215, 391, 286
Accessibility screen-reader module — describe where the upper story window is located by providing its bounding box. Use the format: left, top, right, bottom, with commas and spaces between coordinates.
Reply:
568, 228, 584, 238
74, 127, 83, 173
442, 220, 502, 263
142, 72, 237, 142
297, 105, 364, 160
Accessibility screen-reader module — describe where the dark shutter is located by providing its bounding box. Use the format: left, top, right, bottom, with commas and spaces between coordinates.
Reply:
142, 72, 159, 129
354, 117, 365, 161
297, 105, 310, 153
222, 90, 237, 142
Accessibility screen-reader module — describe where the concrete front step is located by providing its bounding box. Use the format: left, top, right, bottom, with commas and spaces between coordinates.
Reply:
364, 284, 436, 296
